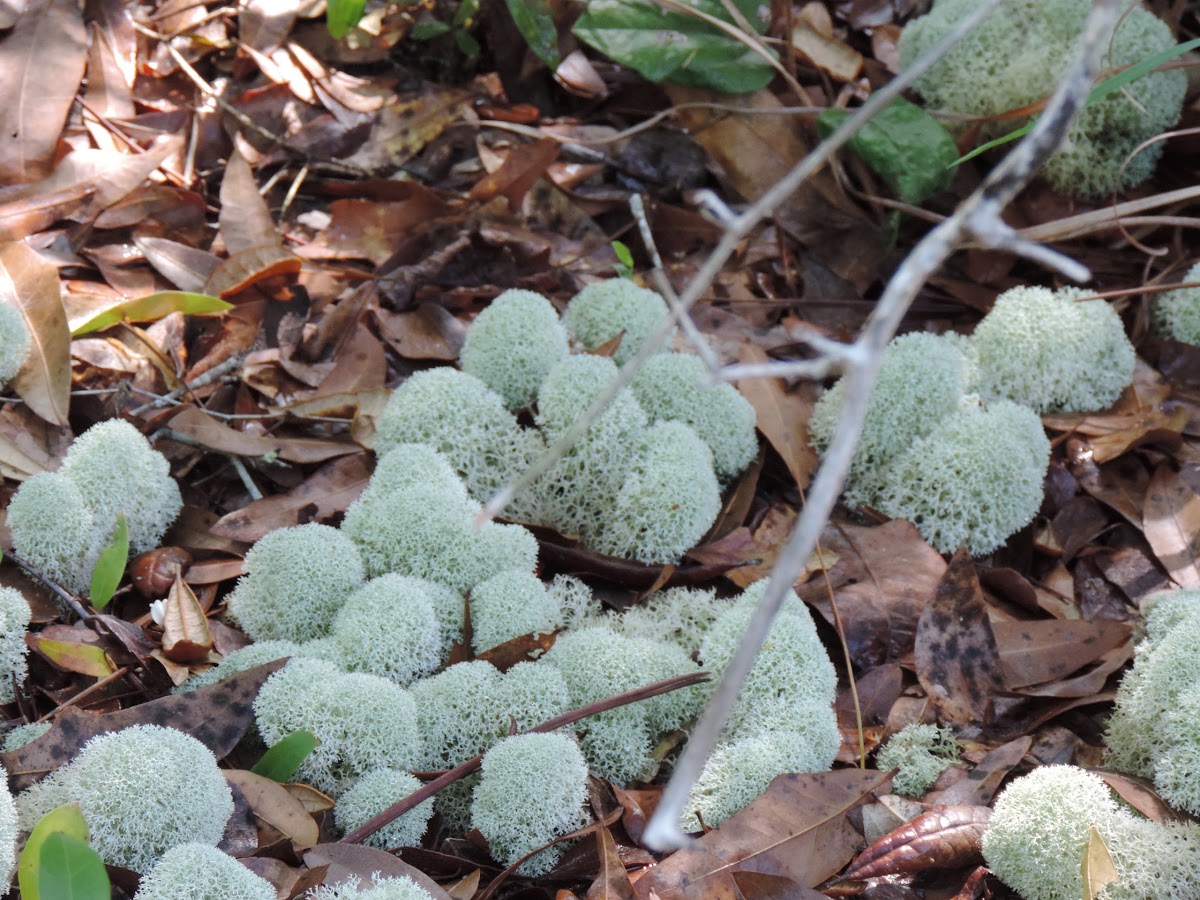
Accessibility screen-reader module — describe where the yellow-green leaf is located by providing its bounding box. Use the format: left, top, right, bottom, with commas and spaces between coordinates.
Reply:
19, 804, 109, 900
30, 637, 116, 678
71, 291, 231, 336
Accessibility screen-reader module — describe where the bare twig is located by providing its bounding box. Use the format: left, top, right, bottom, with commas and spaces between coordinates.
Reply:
339, 670, 709, 846
129, 352, 246, 417
5, 551, 91, 621
642, 0, 1119, 851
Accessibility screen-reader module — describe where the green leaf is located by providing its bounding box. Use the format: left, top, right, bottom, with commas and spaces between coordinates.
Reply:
326, 0, 367, 38
612, 240, 635, 278
452, 0, 480, 27
506, 0, 560, 66
573, 0, 775, 94
818, 98, 959, 205
89, 513, 128, 610
455, 29, 481, 59
20, 805, 109, 900
72, 291, 232, 337
411, 20, 451, 39
251, 730, 319, 782
951, 37, 1200, 168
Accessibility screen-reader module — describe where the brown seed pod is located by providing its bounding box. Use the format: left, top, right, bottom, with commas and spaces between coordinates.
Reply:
130, 547, 193, 599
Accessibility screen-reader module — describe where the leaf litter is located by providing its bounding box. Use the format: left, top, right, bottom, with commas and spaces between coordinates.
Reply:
0, 1, 1196, 897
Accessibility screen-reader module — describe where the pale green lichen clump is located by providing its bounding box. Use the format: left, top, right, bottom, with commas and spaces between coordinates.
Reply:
0, 587, 31, 705
227, 523, 365, 643
591, 421, 721, 564
373, 368, 542, 504
58, 419, 182, 553
631, 352, 757, 481
334, 767, 435, 849
809, 331, 975, 508
879, 399, 1051, 555
133, 843, 276, 900
331, 575, 445, 685
470, 733, 589, 875
563, 280, 673, 365
16, 725, 234, 872
461, 289, 570, 409
470, 569, 562, 653
982, 764, 1200, 900
9, 422, 183, 592
253, 658, 422, 796
307, 876, 434, 900
0, 302, 30, 387
875, 723, 960, 796
973, 286, 1135, 413
899, 0, 1186, 198
1154, 261, 1200, 347
684, 581, 839, 827
0, 769, 15, 887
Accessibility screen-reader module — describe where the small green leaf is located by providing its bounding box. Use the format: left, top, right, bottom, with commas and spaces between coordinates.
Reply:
818, 98, 959, 205
455, 29, 481, 59
452, 0, 480, 28
411, 20, 451, 39
20, 805, 109, 900
72, 291, 232, 337
506, 0, 560, 66
326, 0, 367, 38
573, 0, 775, 94
251, 730, 319, 783
612, 240, 635, 278
89, 513, 128, 610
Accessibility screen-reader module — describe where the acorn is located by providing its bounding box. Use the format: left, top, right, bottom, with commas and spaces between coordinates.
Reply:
130, 547, 193, 599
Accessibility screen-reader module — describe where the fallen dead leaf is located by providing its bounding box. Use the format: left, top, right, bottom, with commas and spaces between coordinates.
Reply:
1142, 463, 1200, 588
225, 768, 320, 849
843, 804, 990, 881
992, 619, 1131, 690
585, 826, 635, 900
634, 769, 892, 899
2, 241, 71, 425
736, 343, 817, 491
914, 549, 1004, 725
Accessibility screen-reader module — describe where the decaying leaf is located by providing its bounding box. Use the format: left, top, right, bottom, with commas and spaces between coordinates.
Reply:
585, 826, 635, 900
992, 619, 1131, 691
304, 844, 453, 900
1, 659, 285, 791
735, 343, 817, 491
1142, 463, 1200, 588
844, 804, 990, 881
1, 240, 71, 425
633, 769, 892, 899
225, 769, 320, 848
161, 568, 215, 663
1081, 825, 1119, 900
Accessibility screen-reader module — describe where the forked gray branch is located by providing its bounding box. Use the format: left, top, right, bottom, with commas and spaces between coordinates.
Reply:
642, 0, 1119, 851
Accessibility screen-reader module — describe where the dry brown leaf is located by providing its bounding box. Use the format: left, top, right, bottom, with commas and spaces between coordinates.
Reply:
914, 549, 1004, 725
843, 805, 990, 881
0, 403, 69, 479
299, 197, 450, 265
374, 303, 466, 362
1081, 825, 1119, 900
161, 568, 215, 663
209, 454, 373, 542
204, 244, 302, 298
468, 139, 559, 211
2, 241, 70, 425
732, 872, 825, 900
926, 736, 1032, 807
1142, 464, 1200, 588
635, 769, 892, 899
992, 619, 1131, 690
219, 148, 283, 255
585, 826, 635, 900
225, 769, 320, 849
340, 88, 471, 172
0, 0, 87, 182
1, 659, 285, 791
799, 519, 946, 669
735, 343, 817, 491
134, 235, 222, 293
304, 844, 453, 900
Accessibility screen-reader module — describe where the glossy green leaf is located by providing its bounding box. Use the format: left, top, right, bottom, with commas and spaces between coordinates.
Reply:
72, 291, 232, 337
411, 20, 451, 39
251, 730, 319, 783
35, 833, 109, 900
89, 513, 127, 610
326, 0, 367, 38
20, 805, 109, 900
573, 0, 774, 94
506, 0, 560, 66
612, 240, 635, 278
818, 98, 959, 205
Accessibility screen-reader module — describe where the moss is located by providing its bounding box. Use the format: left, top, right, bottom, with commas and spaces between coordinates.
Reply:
0, 302, 30, 387
334, 768, 434, 850
332, 575, 445, 686
1154, 260, 1200, 347
563, 280, 673, 365
133, 843, 275, 900
875, 723, 960, 796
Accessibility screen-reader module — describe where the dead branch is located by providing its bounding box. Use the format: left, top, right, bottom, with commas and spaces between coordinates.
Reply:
642, 0, 1120, 851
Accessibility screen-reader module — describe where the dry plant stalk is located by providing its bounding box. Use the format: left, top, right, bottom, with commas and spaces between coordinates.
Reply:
481, 0, 1122, 854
